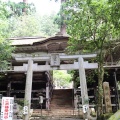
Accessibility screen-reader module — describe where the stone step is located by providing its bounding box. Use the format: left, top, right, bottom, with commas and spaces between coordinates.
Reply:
32, 109, 83, 117
50, 89, 73, 110
51, 97, 72, 99
50, 105, 72, 107
30, 116, 83, 120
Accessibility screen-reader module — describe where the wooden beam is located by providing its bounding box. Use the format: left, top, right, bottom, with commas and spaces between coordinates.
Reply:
104, 65, 120, 68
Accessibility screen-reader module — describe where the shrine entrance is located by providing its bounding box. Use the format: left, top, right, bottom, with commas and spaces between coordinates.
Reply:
14, 53, 98, 120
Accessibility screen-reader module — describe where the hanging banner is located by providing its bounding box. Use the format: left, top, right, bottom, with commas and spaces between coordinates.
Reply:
1, 97, 14, 120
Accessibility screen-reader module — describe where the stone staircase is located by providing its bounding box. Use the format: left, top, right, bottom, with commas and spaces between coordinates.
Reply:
12, 89, 97, 120
32, 109, 83, 117
50, 89, 73, 110
30, 116, 82, 120
31, 89, 83, 119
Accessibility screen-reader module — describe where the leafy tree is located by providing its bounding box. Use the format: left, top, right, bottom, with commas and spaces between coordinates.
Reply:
0, 1, 16, 70
0, 0, 58, 37
63, 0, 120, 118
108, 0, 120, 53
108, 0, 120, 29
0, 1, 36, 18
9, 14, 59, 37
0, 40, 14, 70
8, 15, 42, 37
39, 14, 59, 36
53, 70, 72, 87
0, 18, 14, 70
0, 0, 10, 19
54, 0, 68, 34
0, 0, 59, 37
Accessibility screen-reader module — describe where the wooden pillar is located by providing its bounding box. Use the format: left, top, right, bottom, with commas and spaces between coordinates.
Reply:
103, 82, 112, 113
24, 59, 33, 120
45, 62, 50, 110
7, 82, 11, 97
114, 71, 120, 109
78, 57, 90, 119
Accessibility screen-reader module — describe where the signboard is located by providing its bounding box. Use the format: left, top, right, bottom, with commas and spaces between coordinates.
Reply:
23, 106, 28, 115
83, 104, 88, 113
50, 54, 60, 67
1, 97, 14, 120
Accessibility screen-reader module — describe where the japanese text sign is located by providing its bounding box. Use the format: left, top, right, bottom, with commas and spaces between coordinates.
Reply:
1, 97, 14, 120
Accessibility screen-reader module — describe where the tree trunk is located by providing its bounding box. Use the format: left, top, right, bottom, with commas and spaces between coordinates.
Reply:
97, 53, 104, 119
60, 0, 67, 35
23, 0, 27, 13
60, 24, 66, 35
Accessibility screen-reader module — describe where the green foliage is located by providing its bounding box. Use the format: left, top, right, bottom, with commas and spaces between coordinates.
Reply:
39, 14, 59, 36
0, 1, 9, 19
0, 1, 36, 18
54, 12, 63, 28
0, 40, 14, 70
0, 19, 14, 69
63, 0, 120, 116
86, 70, 96, 85
69, 69, 96, 88
108, 0, 120, 30
9, 15, 41, 37
68, 70, 79, 88
8, 14, 59, 37
16, 100, 24, 106
53, 70, 72, 87
54, 0, 69, 27
108, 110, 120, 120
0, 19, 9, 38
0, 30, 14, 70
0, 1, 14, 70
0, 1, 59, 37
65, 0, 115, 55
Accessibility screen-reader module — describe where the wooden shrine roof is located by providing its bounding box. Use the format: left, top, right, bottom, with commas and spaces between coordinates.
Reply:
10, 35, 69, 46
10, 36, 46, 46
9, 35, 69, 53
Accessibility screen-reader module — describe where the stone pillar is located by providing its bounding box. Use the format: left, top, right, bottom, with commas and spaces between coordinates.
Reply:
46, 82, 49, 110
24, 59, 33, 120
103, 82, 112, 113
78, 57, 89, 119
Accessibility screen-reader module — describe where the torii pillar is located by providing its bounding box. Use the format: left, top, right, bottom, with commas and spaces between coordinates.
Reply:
78, 57, 90, 119
23, 59, 33, 120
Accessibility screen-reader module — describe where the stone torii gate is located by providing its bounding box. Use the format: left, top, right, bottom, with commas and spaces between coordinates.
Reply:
13, 53, 98, 120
